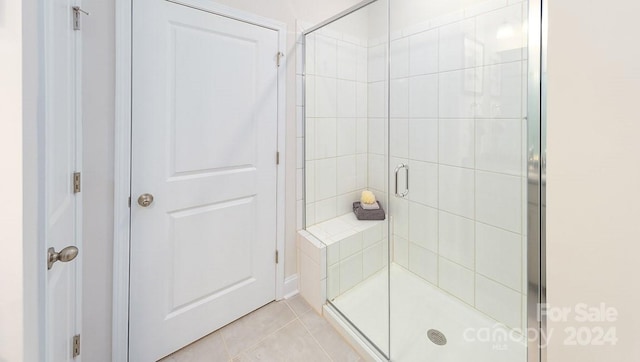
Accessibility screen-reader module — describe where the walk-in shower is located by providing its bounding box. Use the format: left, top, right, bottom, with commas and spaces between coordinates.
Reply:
302, 0, 544, 360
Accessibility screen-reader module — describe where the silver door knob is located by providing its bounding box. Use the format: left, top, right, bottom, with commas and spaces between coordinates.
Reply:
138, 193, 154, 207
48, 246, 79, 270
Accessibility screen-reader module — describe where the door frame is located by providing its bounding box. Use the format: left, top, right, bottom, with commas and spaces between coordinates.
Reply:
112, 1, 287, 359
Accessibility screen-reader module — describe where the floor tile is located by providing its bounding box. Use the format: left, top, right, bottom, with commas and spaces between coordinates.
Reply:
158, 331, 230, 362
299, 310, 362, 362
242, 320, 331, 362
285, 294, 313, 317
220, 301, 296, 357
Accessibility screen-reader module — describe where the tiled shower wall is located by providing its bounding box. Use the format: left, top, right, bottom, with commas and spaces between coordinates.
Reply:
303, 29, 370, 227
385, 1, 528, 330
297, 0, 529, 331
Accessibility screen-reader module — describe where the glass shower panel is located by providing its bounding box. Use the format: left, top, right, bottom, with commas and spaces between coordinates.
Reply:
388, 0, 529, 361
304, 0, 390, 357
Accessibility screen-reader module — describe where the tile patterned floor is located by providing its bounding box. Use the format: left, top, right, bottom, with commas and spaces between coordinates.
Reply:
159, 295, 363, 362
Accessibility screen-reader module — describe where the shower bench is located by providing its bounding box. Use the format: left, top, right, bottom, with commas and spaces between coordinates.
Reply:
297, 213, 387, 314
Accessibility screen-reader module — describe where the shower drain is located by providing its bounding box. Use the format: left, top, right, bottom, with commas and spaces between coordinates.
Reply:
427, 329, 447, 346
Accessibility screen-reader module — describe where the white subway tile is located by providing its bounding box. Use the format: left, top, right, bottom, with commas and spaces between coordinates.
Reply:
336, 155, 357, 195
409, 243, 438, 284
305, 75, 316, 117
476, 275, 522, 329
315, 197, 337, 223
314, 117, 336, 158
439, 69, 475, 118
363, 242, 384, 279
356, 46, 368, 82
336, 118, 357, 157
363, 223, 383, 247
409, 118, 438, 163
316, 34, 337, 77
305, 161, 316, 203
315, 158, 337, 200
409, 29, 439, 76
356, 118, 368, 154
476, 170, 522, 233
368, 117, 386, 155
439, 18, 476, 72
392, 197, 409, 240
337, 41, 358, 80
339, 233, 362, 260
476, 222, 522, 291
368, 154, 386, 192
475, 4, 524, 66
306, 203, 316, 227
408, 202, 438, 252
356, 82, 368, 118
327, 242, 340, 266
439, 257, 474, 304
476, 118, 522, 175
439, 118, 475, 168
327, 263, 340, 300
439, 165, 475, 219
337, 192, 359, 216
337, 80, 357, 118
394, 236, 409, 268
408, 160, 438, 208
368, 44, 386, 82
390, 37, 410, 79
477, 61, 522, 118
340, 252, 363, 294
368, 81, 386, 118
390, 79, 409, 118
409, 74, 438, 118
356, 154, 368, 189
439, 212, 475, 269
390, 118, 409, 159
315, 76, 337, 118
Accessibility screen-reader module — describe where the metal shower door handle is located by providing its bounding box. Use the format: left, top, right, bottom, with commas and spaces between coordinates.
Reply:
394, 163, 409, 198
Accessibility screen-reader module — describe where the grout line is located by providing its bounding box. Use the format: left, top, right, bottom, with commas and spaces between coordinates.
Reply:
297, 312, 337, 362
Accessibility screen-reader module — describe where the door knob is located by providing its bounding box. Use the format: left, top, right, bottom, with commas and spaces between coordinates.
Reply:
48, 246, 79, 270
138, 193, 154, 207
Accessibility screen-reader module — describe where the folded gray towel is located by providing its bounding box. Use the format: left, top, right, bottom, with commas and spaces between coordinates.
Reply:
353, 201, 386, 220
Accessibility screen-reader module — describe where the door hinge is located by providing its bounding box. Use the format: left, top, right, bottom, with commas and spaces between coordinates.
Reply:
128, 196, 131, 208
73, 172, 81, 193
276, 52, 284, 67
276, 151, 280, 165
72, 334, 80, 358
275, 250, 279, 264
72, 6, 89, 31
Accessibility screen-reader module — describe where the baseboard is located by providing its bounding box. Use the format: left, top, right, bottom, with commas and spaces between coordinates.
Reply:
282, 273, 299, 299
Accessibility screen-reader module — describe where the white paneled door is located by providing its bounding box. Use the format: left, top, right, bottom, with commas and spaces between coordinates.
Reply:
44, 1, 82, 361
130, 0, 280, 360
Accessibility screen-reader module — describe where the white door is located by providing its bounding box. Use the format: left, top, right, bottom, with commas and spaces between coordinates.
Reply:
44, 1, 82, 361
130, 0, 280, 360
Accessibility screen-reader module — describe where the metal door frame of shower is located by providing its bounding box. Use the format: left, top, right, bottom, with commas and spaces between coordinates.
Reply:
301, 0, 548, 361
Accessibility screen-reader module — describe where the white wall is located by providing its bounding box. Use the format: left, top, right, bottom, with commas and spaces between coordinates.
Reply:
546, 0, 640, 360
0, 0, 41, 361
0, 0, 26, 359
80, 0, 360, 360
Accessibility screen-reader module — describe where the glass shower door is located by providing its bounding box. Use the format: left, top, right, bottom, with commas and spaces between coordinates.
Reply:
387, 0, 529, 361
303, 0, 391, 358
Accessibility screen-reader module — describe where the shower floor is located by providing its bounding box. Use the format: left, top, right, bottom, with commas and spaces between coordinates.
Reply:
332, 264, 526, 361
